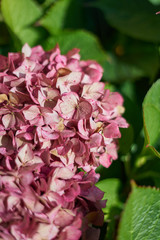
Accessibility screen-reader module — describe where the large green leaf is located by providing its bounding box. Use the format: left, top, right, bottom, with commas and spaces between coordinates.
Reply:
43, 30, 148, 83
1, 0, 42, 46
143, 79, 160, 158
96, 178, 123, 240
40, 0, 72, 35
41, 0, 57, 9
118, 186, 160, 240
40, 0, 84, 34
1, 0, 42, 32
19, 27, 47, 46
95, 0, 160, 42
43, 30, 108, 64
149, 0, 160, 5
96, 178, 123, 214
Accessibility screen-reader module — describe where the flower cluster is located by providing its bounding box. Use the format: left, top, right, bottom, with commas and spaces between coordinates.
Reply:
0, 44, 128, 240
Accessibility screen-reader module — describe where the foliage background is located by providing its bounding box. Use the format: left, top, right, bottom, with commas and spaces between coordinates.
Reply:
0, 0, 160, 239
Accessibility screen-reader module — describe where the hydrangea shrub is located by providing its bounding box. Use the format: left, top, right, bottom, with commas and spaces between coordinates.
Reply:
0, 43, 128, 240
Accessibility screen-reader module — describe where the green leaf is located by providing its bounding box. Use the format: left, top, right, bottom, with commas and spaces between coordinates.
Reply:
43, 30, 151, 83
44, 30, 134, 83
96, 178, 123, 214
118, 186, 160, 240
18, 27, 47, 46
143, 79, 160, 157
105, 82, 116, 92
40, 0, 84, 34
41, 0, 56, 9
148, 0, 160, 5
1, 0, 42, 46
1, 0, 42, 32
96, 178, 123, 240
43, 30, 142, 83
43, 30, 107, 63
40, 0, 71, 35
95, 0, 160, 42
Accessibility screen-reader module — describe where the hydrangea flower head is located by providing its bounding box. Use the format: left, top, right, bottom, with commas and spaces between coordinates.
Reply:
0, 43, 128, 239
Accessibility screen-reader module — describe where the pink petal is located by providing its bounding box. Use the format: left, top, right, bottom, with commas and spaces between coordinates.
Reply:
99, 153, 112, 168
89, 133, 102, 148
23, 105, 40, 120
64, 182, 80, 202
66, 48, 80, 60
60, 129, 75, 138
2, 114, 16, 129
78, 120, 89, 140
47, 206, 61, 222
0, 83, 9, 94
22, 187, 44, 212
55, 54, 67, 64
0, 230, 15, 240
102, 90, 124, 109
103, 123, 121, 138
49, 178, 66, 192
59, 226, 82, 240
22, 43, 32, 58
82, 82, 104, 100
60, 92, 79, 119
85, 67, 102, 82
54, 209, 74, 228
57, 141, 72, 155
72, 138, 86, 156
107, 143, 118, 160
57, 72, 82, 94
30, 45, 45, 61
20, 171, 34, 186
0, 55, 8, 71
7, 195, 20, 211
10, 225, 25, 240
109, 117, 129, 128
15, 144, 33, 167
13, 59, 36, 77
75, 100, 92, 120
55, 167, 75, 179
41, 128, 59, 140
33, 223, 59, 240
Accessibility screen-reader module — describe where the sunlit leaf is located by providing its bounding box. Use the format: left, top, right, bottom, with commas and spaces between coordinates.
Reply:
96, 178, 123, 213
40, 0, 84, 34
43, 30, 148, 83
1, 0, 42, 46
143, 79, 160, 158
118, 186, 160, 240
40, 0, 72, 35
43, 30, 107, 62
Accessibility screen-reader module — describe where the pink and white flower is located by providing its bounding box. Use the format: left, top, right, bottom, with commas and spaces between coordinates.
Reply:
0, 43, 128, 240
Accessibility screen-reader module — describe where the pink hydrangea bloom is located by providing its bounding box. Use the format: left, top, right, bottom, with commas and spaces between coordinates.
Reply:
0, 43, 128, 239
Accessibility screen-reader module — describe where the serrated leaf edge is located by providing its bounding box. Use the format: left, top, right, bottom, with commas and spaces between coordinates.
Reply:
116, 184, 160, 240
